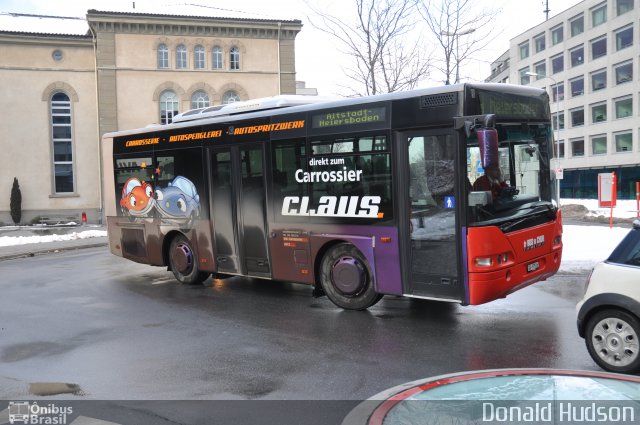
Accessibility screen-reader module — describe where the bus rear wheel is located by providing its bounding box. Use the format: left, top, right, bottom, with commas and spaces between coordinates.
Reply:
319, 243, 382, 310
168, 234, 209, 285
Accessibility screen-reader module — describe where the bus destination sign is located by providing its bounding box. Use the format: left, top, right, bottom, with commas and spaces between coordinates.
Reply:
311, 106, 386, 129
478, 91, 546, 119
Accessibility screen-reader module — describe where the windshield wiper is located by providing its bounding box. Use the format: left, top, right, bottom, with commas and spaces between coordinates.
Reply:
499, 204, 556, 232
500, 216, 532, 233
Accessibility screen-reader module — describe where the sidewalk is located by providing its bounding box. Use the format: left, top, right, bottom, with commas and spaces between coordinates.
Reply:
0, 225, 108, 261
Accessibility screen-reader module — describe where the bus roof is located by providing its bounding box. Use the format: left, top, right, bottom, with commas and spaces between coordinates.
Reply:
171, 95, 341, 123
103, 83, 546, 139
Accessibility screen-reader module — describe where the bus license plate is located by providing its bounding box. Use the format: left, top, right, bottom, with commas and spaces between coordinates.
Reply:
527, 261, 540, 273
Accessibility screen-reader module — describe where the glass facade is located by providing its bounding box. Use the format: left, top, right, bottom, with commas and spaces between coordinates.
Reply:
615, 97, 633, 118
519, 42, 530, 59
552, 54, 564, 73
591, 37, 607, 60
591, 103, 607, 123
592, 4, 607, 26
157, 43, 168, 69
570, 15, 584, 37
616, 26, 634, 50
562, 167, 640, 199
617, 0, 634, 16
570, 45, 584, 67
615, 61, 633, 84
212, 46, 223, 69
591, 135, 607, 155
570, 77, 584, 97
571, 108, 584, 126
534, 34, 546, 52
591, 69, 607, 90
194, 45, 205, 69
571, 139, 585, 156
615, 132, 633, 152
551, 25, 564, 45
50, 92, 74, 193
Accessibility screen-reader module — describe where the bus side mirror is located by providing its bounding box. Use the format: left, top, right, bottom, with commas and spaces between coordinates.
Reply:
469, 191, 492, 207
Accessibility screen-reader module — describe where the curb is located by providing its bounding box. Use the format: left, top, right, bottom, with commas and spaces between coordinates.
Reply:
0, 241, 108, 262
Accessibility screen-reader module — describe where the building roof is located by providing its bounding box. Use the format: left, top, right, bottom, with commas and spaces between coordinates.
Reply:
0, 7, 301, 39
86, 9, 302, 25
0, 13, 90, 36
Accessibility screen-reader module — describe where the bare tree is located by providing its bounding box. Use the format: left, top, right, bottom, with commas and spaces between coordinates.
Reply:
419, 0, 501, 85
306, 0, 431, 96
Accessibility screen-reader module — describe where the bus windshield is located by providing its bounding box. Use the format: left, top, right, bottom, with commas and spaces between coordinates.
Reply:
467, 122, 556, 229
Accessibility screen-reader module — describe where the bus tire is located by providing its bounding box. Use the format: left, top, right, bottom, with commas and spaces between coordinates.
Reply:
319, 243, 382, 310
168, 234, 209, 285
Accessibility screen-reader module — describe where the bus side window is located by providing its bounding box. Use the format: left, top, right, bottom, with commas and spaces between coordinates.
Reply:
272, 140, 307, 221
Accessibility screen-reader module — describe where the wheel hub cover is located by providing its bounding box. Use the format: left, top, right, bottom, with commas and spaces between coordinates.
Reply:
331, 257, 365, 295
595, 318, 638, 367
173, 243, 193, 274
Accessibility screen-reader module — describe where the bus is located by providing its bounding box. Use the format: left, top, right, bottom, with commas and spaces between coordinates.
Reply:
102, 83, 563, 310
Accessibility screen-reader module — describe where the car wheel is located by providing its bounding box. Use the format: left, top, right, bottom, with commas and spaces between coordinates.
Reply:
168, 234, 209, 285
585, 309, 640, 374
319, 243, 382, 310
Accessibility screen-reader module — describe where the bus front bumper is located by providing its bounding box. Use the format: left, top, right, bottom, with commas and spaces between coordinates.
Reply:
467, 249, 562, 305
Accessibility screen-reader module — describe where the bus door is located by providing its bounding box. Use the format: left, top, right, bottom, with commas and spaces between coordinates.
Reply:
209, 144, 270, 278
399, 130, 462, 302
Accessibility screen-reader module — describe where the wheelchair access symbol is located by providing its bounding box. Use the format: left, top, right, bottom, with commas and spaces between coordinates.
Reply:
444, 196, 455, 209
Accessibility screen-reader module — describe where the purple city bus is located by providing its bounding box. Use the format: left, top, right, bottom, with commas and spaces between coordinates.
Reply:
102, 83, 563, 310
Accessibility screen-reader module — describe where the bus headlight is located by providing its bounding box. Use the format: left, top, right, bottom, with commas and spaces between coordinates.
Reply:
475, 257, 493, 267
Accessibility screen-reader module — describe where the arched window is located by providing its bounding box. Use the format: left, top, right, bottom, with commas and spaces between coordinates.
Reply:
50, 92, 74, 193
176, 44, 187, 69
194, 45, 205, 69
157, 43, 169, 68
191, 90, 210, 109
212, 46, 223, 69
160, 90, 179, 124
222, 90, 240, 104
230, 46, 240, 70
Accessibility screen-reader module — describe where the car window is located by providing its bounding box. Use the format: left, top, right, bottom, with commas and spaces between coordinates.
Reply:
607, 228, 640, 267
172, 177, 195, 197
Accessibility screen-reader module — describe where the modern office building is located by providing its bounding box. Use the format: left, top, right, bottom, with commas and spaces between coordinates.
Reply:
0, 9, 302, 224
487, 0, 640, 199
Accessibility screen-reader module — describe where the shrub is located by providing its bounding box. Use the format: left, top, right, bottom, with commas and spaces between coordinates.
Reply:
10, 177, 22, 224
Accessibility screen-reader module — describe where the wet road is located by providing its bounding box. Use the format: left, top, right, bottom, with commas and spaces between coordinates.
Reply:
0, 247, 596, 401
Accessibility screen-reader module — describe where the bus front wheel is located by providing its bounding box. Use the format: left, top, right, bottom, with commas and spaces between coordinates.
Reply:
319, 243, 382, 310
168, 234, 209, 285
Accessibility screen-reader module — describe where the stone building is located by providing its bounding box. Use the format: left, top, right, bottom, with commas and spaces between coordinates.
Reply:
0, 9, 302, 224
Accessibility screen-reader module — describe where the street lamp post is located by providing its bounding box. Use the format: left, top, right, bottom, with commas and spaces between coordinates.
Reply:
441, 28, 476, 84
526, 71, 561, 205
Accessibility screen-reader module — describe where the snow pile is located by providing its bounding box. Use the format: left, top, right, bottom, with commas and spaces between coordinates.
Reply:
560, 225, 630, 273
562, 198, 640, 219
0, 230, 107, 247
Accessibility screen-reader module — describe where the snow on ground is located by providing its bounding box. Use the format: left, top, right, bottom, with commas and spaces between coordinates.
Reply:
563, 198, 640, 219
0, 229, 107, 247
559, 198, 637, 271
0, 199, 637, 273
561, 225, 629, 273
